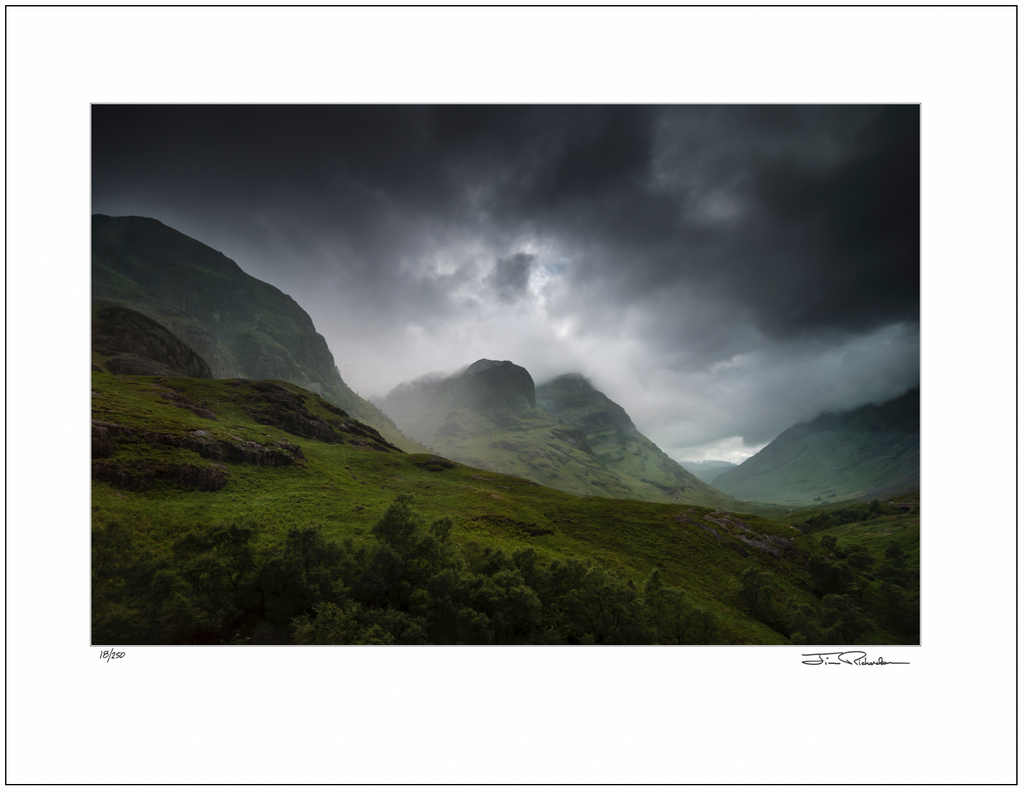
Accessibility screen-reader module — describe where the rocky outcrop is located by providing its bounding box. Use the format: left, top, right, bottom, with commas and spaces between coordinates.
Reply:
674, 510, 806, 562
548, 427, 593, 455
456, 359, 537, 414
92, 460, 229, 492
93, 303, 213, 378
92, 423, 117, 458
90, 415, 309, 492
234, 380, 401, 453
156, 387, 217, 420
412, 456, 458, 472
91, 421, 306, 468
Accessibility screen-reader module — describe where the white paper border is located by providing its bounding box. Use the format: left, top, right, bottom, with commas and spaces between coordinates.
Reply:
5, 6, 1017, 785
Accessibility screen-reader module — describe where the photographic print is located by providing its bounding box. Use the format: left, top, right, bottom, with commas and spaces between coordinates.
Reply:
91, 104, 920, 646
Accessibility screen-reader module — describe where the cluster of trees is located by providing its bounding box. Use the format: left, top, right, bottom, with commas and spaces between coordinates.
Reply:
93, 495, 722, 645
793, 499, 890, 533
735, 533, 919, 644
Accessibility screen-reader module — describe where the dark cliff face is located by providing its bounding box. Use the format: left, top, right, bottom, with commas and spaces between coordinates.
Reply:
92, 303, 213, 378
454, 359, 537, 414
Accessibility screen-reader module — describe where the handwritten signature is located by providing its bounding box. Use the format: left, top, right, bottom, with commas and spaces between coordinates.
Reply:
802, 651, 908, 666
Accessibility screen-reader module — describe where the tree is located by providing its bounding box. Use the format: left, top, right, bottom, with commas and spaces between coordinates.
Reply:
293, 601, 394, 644
738, 567, 779, 628
843, 544, 875, 572
818, 594, 874, 643
808, 554, 854, 596
559, 567, 651, 644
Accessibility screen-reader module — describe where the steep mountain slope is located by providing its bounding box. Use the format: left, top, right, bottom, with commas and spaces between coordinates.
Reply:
679, 460, 739, 485
713, 389, 920, 505
91, 214, 426, 453
380, 361, 741, 509
535, 374, 735, 505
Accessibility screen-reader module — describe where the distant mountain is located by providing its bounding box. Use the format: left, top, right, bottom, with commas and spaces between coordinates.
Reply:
712, 389, 920, 505
535, 374, 734, 505
679, 460, 739, 485
380, 361, 741, 509
91, 214, 426, 453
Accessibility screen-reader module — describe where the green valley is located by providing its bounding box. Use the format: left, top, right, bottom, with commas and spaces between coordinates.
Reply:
90, 216, 921, 646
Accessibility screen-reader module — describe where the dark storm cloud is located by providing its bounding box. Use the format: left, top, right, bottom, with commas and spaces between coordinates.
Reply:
92, 104, 920, 458
93, 105, 918, 342
487, 253, 535, 304
545, 106, 919, 341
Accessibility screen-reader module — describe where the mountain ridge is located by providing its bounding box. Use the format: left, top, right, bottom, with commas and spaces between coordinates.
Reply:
91, 214, 427, 454
713, 388, 920, 505
381, 361, 744, 510
535, 373, 735, 506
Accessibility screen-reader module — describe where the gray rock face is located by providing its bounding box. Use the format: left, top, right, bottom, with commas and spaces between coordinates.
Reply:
454, 359, 537, 414
93, 303, 213, 378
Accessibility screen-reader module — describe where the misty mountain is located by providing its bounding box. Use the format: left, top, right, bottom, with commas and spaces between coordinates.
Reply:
91, 214, 424, 452
380, 360, 741, 509
712, 388, 920, 505
535, 374, 734, 504
679, 460, 740, 485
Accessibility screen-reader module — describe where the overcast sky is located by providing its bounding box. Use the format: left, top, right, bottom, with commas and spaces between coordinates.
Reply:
92, 105, 919, 463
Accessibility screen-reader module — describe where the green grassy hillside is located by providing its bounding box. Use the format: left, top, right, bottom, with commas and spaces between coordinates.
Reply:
93, 360, 874, 645
713, 389, 920, 506
536, 374, 735, 506
92, 214, 426, 455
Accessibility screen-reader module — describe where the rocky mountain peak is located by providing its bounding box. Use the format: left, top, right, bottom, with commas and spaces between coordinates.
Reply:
455, 359, 536, 413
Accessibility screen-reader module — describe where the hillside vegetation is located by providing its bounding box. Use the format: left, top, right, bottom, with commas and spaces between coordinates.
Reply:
91, 359, 918, 645
90, 216, 920, 646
